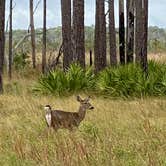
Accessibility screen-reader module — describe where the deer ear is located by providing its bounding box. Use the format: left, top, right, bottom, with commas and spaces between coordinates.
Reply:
77, 96, 82, 102
85, 96, 90, 102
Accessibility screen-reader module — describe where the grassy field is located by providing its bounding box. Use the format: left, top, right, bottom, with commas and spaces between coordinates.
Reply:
0, 73, 166, 166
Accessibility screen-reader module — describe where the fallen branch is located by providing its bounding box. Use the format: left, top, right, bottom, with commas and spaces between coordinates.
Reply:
12, 31, 43, 55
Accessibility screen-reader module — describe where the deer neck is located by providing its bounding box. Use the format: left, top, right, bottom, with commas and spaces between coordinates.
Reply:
46, 108, 51, 114
45, 109, 52, 127
78, 105, 87, 121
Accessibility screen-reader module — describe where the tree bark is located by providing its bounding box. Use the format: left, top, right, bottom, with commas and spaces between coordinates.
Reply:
8, 0, 12, 79
61, 0, 72, 70
135, 0, 143, 63
126, 0, 134, 63
42, 0, 46, 73
141, 0, 148, 75
0, 0, 5, 93
119, 0, 125, 64
89, 49, 92, 66
94, 0, 106, 72
109, 0, 117, 66
30, 0, 36, 68
73, 0, 85, 68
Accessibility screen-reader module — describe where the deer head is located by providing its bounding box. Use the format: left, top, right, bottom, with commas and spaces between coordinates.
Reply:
44, 105, 52, 112
77, 96, 94, 110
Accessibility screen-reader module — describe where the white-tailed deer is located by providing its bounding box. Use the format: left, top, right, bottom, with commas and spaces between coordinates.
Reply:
44, 96, 94, 130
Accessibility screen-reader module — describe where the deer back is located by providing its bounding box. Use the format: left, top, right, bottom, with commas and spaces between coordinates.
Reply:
50, 110, 81, 128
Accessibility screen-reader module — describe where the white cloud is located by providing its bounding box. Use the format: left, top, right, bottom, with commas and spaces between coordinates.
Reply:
12, 8, 29, 29
5, 0, 166, 29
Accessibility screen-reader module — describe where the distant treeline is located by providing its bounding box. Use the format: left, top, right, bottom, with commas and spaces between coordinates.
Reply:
6, 26, 166, 54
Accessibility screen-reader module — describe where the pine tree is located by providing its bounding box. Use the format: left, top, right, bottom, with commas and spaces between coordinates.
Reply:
8, 0, 12, 79
61, 0, 73, 70
135, 0, 143, 63
73, 0, 85, 68
119, 0, 125, 64
30, 0, 36, 68
141, 0, 148, 75
126, 0, 134, 63
94, 0, 106, 72
0, 0, 6, 93
42, 0, 47, 73
109, 0, 117, 65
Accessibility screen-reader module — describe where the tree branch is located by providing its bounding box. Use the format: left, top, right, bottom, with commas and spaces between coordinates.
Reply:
12, 31, 43, 55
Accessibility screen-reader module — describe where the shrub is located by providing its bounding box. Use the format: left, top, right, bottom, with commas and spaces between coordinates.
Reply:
34, 69, 68, 95
13, 52, 30, 70
143, 60, 166, 96
34, 61, 166, 97
34, 64, 95, 95
97, 64, 144, 97
97, 61, 166, 97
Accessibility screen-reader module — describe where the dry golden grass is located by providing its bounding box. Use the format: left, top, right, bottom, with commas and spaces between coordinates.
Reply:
0, 74, 166, 165
0, 55, 166, 165
148, 53, 166, 63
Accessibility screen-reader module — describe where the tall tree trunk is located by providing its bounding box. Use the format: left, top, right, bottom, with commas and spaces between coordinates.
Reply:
89, 49, 92, 66
135, 0, 143, 63
42, 0, 46, 73
0, 0, 5, 93
73, 0, 85, 68
141, 0, 148, 75
94, 0, 106, 72
109, 0, 117, 66
119, 0, 125, 64
30, 0, 36, 68
8, 0, 12, 79
61, 0, 72, 70
126, 0, 134, 63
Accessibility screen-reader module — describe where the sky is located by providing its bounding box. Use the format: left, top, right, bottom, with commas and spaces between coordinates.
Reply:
5, 0, 166, 30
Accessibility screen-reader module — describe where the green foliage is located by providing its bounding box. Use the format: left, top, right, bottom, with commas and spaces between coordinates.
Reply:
66, 64, 95, 92
143, 61, 166, 96
34, 64, 95, 95
9, 26, 166, 53
13, 52, 30, 70
97, 64, 143, 97
34, 69, 68, 95
34, 61, 166, 97
97, 61, 166, 97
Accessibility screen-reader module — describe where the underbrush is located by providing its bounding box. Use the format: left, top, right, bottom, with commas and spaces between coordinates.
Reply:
97, 61, 166, 97
34, 64, 95, 95
34, 61, 166, 97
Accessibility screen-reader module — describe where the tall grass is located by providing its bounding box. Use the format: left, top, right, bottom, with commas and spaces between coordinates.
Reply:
0, 95, 166, 165
1, 62, 166, 165
34, 61, 166, 97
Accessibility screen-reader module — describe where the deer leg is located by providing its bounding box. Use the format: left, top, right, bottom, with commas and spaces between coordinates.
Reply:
68, 124, 77, 132
39, 126, 51, 138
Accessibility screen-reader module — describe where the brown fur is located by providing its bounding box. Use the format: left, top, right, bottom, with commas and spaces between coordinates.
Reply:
44, 96, 94, 131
